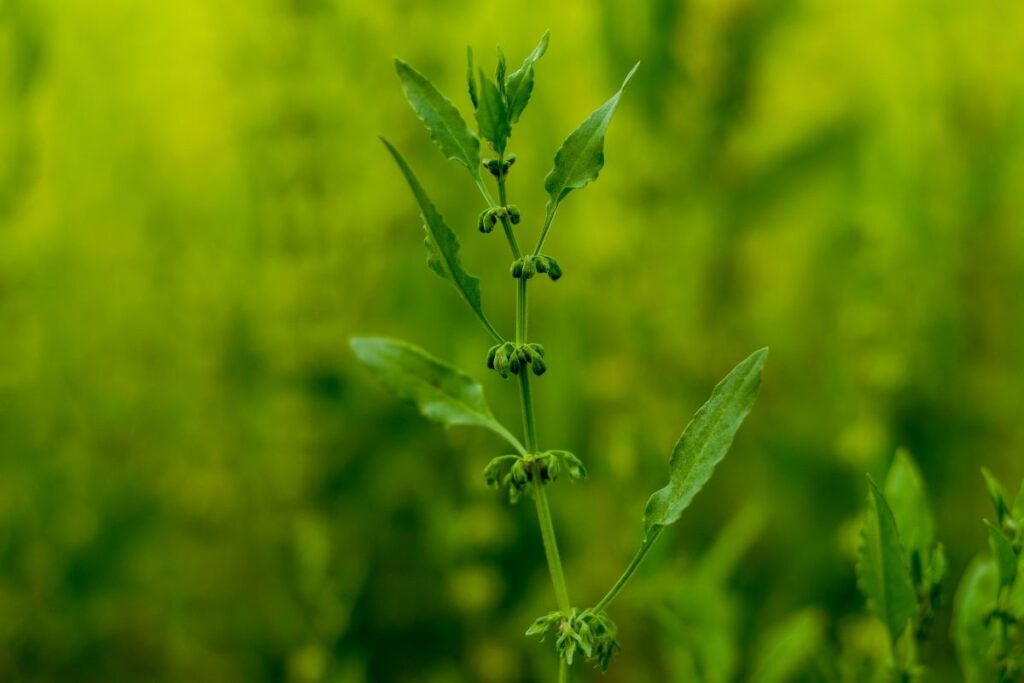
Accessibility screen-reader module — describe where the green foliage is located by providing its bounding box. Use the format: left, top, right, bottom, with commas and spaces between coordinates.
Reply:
985, 519, 1018, 590
954, 558, 1000, 683
884, 449, 934, 562
379, 137, 502, 341
505, 31, 549, 123
393, 58, 482, 180
748, 609, 826, 683
643, 347, 768, 537
475, 70, 509, 154
858, 476, 918, 642
349, 337, 523, 453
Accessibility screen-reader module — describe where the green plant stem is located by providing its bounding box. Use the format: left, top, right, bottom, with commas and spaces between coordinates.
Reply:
593, 526, 664, 612
559, 658, 569, 683
534, 477, 572, 615
533, 205, 558, 256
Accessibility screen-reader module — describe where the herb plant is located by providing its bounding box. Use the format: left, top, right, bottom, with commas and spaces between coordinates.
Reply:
350, 33, 767, 680
954, 469, 1024, 681
855, 450, 946, 681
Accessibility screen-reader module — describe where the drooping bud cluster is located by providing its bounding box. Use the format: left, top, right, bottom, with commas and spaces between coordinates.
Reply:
483, 450, 586, 503
526, 608, 621, 672
487, 341, 546, 377
477, 205, 521, 233
510, 254, 562, 281
482, 154, 516, 177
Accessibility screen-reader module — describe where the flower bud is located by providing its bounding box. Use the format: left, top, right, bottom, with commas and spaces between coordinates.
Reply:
511, 260, 523, 278
508, 205, 521, 224
545, 256, 563, 281
531, 355, 547, 376
521, 257, 536, 279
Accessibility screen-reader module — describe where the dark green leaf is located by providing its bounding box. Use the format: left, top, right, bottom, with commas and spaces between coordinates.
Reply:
380, 138, 502, 341
884, 449, 934, 561
495, 47, 506, 95
642, 348, 767, 536
543, 63, 638, 214
466, 46, 478, 109
984, 519, 1017, 589
506, 30, 550, 123
394, 58, 481, 179
476, 70, 509, 154
952, 557, 998, 683
981, 467, 1009, 525
350, 337, 523, 452
856, 476, 916, 640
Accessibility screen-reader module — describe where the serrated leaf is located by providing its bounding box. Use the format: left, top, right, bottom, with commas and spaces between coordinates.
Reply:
748, 609, 825, 683
476, 70, 509, 154
349, 337, 522, 452
642, 348, 767, 536
857, 476, 917, 641
506, 30, 549, 123
981, 468, 1009, 525
952, 557, 998, 683
984, 519, 1017, 589
380, 138, 501, 341
394, 58, 481, 179
884, 449, 934, 561
543, 62, 638, 214
466, 46, 478, 109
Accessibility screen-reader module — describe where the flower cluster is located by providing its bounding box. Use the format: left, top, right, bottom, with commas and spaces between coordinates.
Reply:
477, 204, 521, 233
510, 254, 562, 281
526, 608, 621, 672
486, 341, 546, 378
483, 450, 586, 503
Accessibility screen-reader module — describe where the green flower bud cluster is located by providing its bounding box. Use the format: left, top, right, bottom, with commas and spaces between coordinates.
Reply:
487, 341, 546, 378
483, 450, 586, 503
526, 608, 621, 672
482, 154, 516, 177
510, 254, 562, 281
477, 204, 521, 233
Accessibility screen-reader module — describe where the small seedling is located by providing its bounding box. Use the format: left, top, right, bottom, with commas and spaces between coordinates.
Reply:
351, 33, 767, 680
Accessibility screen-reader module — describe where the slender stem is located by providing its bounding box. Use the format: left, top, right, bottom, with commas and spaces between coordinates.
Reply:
559, 658, 569, 683
593, 526, 664, 612
533, 205, 558, 256
534, 478, 572, 614
518, 371, 538, 451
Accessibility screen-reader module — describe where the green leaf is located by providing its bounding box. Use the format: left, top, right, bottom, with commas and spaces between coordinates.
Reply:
379, 138, 502, 342
952, 557, 998, 683
543, 62, 638, 214
981, 467, 1009, 525
506, 30, 550, 123
394, 58, 481, 179
748, 609, 825, 683
856, 476, 917, 641
349, 337, 523, 453
476, 70, 509, 154
884, 449, 934, 561
984, 519, 1017, 589
642, 348, 768, 537
466, 46, 478, 109
1012, 477, 1024, 525
1010, 551, 1024, 618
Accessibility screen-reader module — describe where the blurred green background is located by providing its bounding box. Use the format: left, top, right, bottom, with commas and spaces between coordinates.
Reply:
3, 0, 1024, 681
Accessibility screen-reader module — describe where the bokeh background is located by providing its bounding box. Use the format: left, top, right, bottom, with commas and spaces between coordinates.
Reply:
3, 0, 1024, 681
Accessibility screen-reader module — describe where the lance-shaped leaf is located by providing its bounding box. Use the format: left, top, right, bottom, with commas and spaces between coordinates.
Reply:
350, 337, 524, 453
394, 59, 481, 180
505, 30, 550, 123
476, 70, 509, 154
466, 46, 478, 109
642, 348, 768, 536
984, 519, 1017, 589
380, 138, 502, 342
981, 467, 1009, 525
884, 449, 934, 563
953, 557, 998, 683
857, 477, 917, 640
543, 63, 638, 214
1013, 478, 1024, 524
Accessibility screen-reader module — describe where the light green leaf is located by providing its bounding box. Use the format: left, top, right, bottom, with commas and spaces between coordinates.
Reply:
642, 348, 767, 536
380, 138, 502, 342
856, 476, 917, 640
1013, 478, 1024, 525
475, 70, 509, 154
884, 449, 934, 562
981, 467, 1009, 525
543, 62, 638, 214
506, 30, 550, 123
748, 609, 825, 683
984, 519, 1017, 589
349, 337, 523, 453
952, 557, 998, 683
1010, 551, 1024, 618
394, 58, 481, 179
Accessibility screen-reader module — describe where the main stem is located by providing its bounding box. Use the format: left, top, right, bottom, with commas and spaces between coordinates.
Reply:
497, 156, 572, 620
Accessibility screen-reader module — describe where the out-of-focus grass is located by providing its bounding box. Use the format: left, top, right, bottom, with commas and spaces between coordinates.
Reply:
2, 0, 1024, 681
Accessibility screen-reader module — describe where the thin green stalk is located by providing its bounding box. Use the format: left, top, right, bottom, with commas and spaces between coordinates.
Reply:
593, 526, 663, 612
559, 658, 569, 683
533, 205, 558, 256
534, 477, 572, 615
